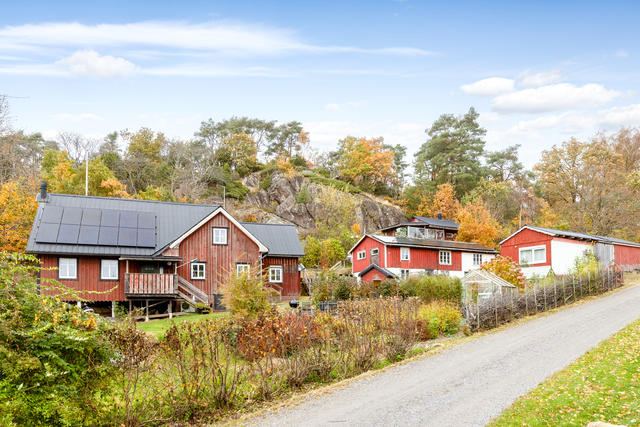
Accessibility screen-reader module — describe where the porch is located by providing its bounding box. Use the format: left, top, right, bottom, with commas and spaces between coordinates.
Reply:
124, 272, 209, 306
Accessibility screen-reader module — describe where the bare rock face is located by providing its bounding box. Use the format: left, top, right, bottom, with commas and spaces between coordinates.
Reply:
243, 171, 406, 233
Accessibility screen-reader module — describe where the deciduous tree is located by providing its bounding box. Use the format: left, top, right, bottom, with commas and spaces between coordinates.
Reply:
0, 181, 37, 252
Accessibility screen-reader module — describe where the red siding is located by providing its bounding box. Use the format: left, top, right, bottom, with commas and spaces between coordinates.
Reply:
386, 246, 462, 271
177, 212, 261, 299
361, 268, 390, 283
263, 256, 300, 296
352, 236, 385, 273
614, 244, 640, 267
40, 255, 133, 301
500, 228, 553, 266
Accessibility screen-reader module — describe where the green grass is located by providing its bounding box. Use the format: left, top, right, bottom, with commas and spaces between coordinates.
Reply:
137, 311, 228, 337
491, 318, 640, 426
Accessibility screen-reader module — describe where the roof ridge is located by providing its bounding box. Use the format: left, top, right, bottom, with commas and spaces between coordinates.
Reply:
241, 222, 296, 227
48, 193, 220, 208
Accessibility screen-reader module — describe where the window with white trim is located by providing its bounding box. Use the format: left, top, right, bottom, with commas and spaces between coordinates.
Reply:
236, 263, 250, 276
191, 262, 206, 280
269, 266, 283, 283
519, 246, 546, 265
371, 248, 379, 256
101, 259, 119, 280
439, 250, 451, 265
212, 227, 228, 245
400, 247, 410, 261
400, 269, 410, 279
357, 250, 366, 260
59, 257, 77, 279
472, 253, 483, 266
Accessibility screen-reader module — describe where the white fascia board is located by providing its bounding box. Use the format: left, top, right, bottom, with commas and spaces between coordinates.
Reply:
169, 207, 268, 252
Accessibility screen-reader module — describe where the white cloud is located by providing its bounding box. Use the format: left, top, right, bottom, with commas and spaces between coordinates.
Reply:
460, 77, 515, 96
56, 49, 138, 78
492, 83, 621, 113
323, 102, 362, 112
597, 104, 640, 127
52, 112, 104, 121
614, 49, 629, 58
518, 70, 563, 87
0, 21, 434, 57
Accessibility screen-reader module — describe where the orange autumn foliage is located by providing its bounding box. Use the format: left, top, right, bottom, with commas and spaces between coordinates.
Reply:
0, 181, 38, 252
416, 183, 460, 220
455, 198, 501, 248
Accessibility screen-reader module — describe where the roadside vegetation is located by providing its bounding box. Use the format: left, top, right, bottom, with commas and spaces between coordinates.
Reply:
491, 318, 640, 426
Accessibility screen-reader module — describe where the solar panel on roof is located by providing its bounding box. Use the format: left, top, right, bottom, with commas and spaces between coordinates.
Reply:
98, 226, 118, 245
137, 212, 155, 229
41, 205, 63, 223
61, 207, 83, 225
119, 211, 137, 228
100, 210, 119, 227
35, 222, 60, 243
57, 224, 80, 244
78, 225, 100, 245
118, 227, 137, 246
136, 228, 155, 247
81, 208, 101, 226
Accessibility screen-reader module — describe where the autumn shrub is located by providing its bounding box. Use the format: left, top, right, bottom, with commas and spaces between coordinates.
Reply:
295, 184, 312, 204
379, 279, 402, 297
481, 255, 526, 289
310, 272, 357, 304
222, 270, 272, 320
302, 236, 346, 269
417, 301, 462, 338
399, 275, 462, 304
571, 252, 599, 276
0, 252, 115, 426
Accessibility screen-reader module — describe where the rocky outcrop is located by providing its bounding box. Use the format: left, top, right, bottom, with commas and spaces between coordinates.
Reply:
240, 171, 406, 233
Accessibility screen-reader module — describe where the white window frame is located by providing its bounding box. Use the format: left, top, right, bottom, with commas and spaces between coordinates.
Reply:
236, 263, 250, 276
371, 248, 379, 256
100, 259, 119, 280
212, 227, 228, 245
400, 247, 410, 261
58, 257, 77, 279
357, 250, 366, 260
269, 266, 283, 283
519, 245, 546, 265
190, 262, 206, 280
439, 250, 452, 266
472, 253, 483, 266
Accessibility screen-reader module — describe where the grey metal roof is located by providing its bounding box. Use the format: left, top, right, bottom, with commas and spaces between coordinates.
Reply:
519, 226, 640, 249
370, 234, 498, 254
412, 216, 459, 230
27, 193, 219, 257
241, 222, 304, 257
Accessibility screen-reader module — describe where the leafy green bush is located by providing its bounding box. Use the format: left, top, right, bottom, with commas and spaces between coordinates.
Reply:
379, 279, 402, 297
311, 272, 357, 304
222, 269, 272, 320
417, 301, 462, 338
307, 173, 361, 194
399, 275, 462, 304
296, 185, 312, 204
259, 173, 272, 191
0, 252, 115, 426
571, 251, 599, 276
301, 236, 346, 269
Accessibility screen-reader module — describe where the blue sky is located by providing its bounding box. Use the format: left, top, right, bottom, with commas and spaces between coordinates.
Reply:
1, 0, 639, 167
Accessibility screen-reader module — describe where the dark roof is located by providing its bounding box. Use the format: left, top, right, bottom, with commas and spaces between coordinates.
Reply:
241, 222, 304, 257
412, 216, 459, 230
358, 264, 396, 278
27, 193, 219, 257
367, 234, 498, 254
502, 225, 640, 249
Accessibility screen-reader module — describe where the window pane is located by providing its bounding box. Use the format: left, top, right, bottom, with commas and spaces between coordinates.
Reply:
534, 248, 546, 262
101, 260, 118, 279
520, 249, 532, 264
60, 258, 77, 278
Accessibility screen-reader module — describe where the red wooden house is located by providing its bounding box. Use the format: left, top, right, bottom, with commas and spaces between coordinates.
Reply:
26, 183, 304, 316
349, 216, 498, 284
500, 225, 640, 278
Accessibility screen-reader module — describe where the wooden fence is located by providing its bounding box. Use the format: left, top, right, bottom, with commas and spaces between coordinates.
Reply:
462, 266, 624, 331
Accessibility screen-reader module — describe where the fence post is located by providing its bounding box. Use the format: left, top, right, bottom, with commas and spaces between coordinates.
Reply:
477, 299, 480, 331
561, 275, 566, 305
543, 282, 547, 311
494, 295, 498, 328
533, 283, 537, 313
572, 274, 576, 302
579, 272, 583, 298
525, 282, 528, 316
554, 278, 558, 309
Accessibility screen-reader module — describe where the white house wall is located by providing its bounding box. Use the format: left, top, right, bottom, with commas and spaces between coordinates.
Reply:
520, 265, 552, 278
461, 253, 496, 272
550, 239, 592, 275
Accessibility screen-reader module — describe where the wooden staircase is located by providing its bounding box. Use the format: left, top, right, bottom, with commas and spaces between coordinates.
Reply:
176, 275, 209, 307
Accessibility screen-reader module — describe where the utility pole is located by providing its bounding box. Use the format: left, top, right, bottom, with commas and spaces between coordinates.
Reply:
223, 185, 226, 209
85, 150, 88, 196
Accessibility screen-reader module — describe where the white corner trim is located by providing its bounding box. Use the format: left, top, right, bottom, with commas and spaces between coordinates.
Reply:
169, 207, 268, 252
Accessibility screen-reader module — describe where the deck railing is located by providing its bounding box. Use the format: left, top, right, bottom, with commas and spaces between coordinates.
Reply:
125, 273, 177, 296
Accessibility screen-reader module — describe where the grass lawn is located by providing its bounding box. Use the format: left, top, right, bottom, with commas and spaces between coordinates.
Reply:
491, 318, 640, 426
137, 311, 228, 337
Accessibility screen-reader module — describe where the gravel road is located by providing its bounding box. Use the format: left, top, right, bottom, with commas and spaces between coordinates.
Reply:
250, 283, 640, 427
